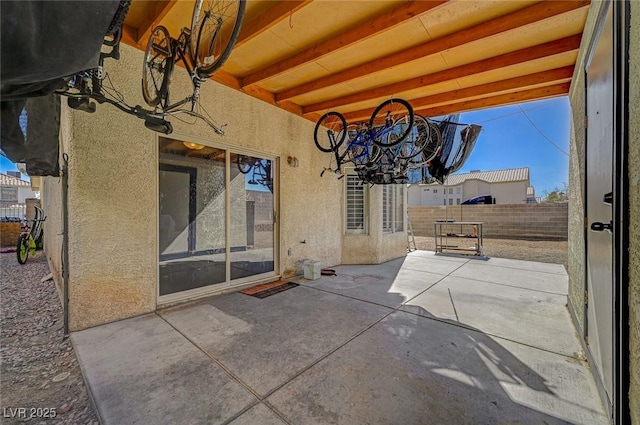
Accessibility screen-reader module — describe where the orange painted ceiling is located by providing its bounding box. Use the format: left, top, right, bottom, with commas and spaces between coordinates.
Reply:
122, 0, 590, 122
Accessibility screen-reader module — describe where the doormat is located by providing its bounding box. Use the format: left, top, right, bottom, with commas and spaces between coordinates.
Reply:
240, 280, 299, 299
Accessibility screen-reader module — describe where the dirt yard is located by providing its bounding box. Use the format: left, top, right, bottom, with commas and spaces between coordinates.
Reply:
413, 236, 568, 271
0, 252, 99, 425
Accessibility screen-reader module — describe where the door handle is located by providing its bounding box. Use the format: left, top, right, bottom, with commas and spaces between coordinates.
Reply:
590, 220, 613, 232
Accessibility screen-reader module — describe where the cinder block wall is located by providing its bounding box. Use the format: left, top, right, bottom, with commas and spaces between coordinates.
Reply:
408, 203, 568, 240
0, 222, 22, 247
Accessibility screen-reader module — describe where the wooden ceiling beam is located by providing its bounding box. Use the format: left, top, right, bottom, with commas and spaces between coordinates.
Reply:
122, 24, 141, 48
413, 83, 570, 117
241, 0, 448, 87
277, 0, 589, 102
341, 66, 574, 122
303, 34, 581, 114
136, 0, 178, 45
119, 31, 306, 119
235, 0, 313, 48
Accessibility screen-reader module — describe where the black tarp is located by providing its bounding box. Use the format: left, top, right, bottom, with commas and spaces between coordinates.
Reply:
407, 114, 482, 184
0, 1, 121, 176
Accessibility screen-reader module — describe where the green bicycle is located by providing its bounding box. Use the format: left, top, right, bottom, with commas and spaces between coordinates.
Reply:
17, 205, 46, 265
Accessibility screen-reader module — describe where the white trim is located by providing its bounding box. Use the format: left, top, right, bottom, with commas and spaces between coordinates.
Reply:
344, 173, 368, 235
156, 132, 280, 304
158, 272, 280, 307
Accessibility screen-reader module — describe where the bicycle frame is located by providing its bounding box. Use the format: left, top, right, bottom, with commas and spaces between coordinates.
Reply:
17, 206, 46, 264
19, 227, 38, 254
328, 117, 402, 175
156, 29, 202, 112
64, 26, 226, 135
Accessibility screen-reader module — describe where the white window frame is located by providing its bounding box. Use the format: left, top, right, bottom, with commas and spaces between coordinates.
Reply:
382, 185, 404, 233
345, 173, 368, 234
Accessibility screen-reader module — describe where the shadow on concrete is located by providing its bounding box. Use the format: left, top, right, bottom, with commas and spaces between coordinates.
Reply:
73, 252, 607, 425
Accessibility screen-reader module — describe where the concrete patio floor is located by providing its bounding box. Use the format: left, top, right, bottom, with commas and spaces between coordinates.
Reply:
72, 251, 609, 425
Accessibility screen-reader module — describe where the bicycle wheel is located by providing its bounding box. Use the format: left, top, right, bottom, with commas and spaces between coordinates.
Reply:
398, 115, 429, 160
420, 120, 443, 163
16, 234, 29, 265
370, 98, 414, 147
190, 0, 246, 77
106, 0, 132, 36
314, 111, 346, 153
335, 124, 357, 162
237, 155, 253, 174
142, 26, 173, 107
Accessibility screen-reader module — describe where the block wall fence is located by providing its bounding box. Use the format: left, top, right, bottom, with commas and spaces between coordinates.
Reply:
408, 203, 568, 240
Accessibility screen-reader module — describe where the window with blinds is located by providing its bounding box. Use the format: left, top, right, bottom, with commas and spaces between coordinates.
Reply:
394, 186, 404, 232
345, 175, 367, 234
382, 186, 392, 232
382, 185, 404, 233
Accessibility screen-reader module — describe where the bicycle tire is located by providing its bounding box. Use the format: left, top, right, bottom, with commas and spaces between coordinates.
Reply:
190, 0, 246, 77
420, 120, 443, 164
142, 26, 173, 107
17, 234, 29, 265
397, 115, 429, 160
237, 155, 253, 174
314, 111, 346, 153
336, 124, 358, 162
106, 0, 132, 35
370, 98, 414, 147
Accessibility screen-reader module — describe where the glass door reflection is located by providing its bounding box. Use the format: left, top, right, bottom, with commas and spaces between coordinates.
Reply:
158, 139, 226, 296
230, 154, 275, 280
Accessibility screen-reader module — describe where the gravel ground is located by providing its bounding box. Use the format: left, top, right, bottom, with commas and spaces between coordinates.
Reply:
413, 236, 568, 271
0, 252, 98, 425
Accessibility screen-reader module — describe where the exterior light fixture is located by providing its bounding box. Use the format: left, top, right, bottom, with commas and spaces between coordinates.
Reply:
183, 141, 205, 150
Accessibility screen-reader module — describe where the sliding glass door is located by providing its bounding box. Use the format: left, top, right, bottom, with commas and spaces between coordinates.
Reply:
158, 137, 276, 299
230, 154, 275, 281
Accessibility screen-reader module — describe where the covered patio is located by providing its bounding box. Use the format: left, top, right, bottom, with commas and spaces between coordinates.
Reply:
72, 251, 608, 425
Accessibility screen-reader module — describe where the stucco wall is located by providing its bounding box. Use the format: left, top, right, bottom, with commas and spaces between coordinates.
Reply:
342, 185, 407, 265
42, 43, 349, 329
17, 187, 39, 203
567, 0, 606, 340
490, 181, 528, 204
628, 2, 639, 422
65, 43, 158, 330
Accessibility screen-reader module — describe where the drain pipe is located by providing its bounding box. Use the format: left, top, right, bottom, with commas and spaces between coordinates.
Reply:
62, 153, 70, 337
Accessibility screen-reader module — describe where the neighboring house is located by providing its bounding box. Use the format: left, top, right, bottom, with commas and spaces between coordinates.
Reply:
408, 167, 531, 206
526, 186, 539, 204
0, 172, 38, 207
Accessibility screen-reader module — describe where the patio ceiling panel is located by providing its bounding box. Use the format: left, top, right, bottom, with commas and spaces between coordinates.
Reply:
273, 1, 589, 102
301, 34, 581, 114
239, 0, 448, 86
121, 0, 591, 122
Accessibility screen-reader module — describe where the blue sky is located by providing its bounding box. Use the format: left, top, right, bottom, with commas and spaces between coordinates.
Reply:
2, 97, 570, 196
1, 155, 20, 174
457, 97, 570, 197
